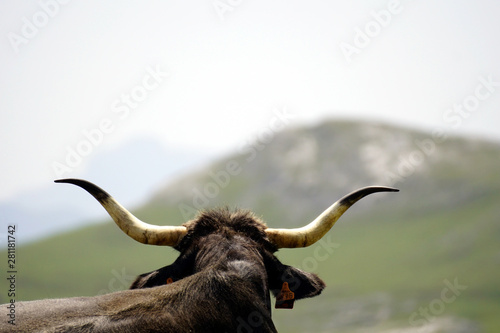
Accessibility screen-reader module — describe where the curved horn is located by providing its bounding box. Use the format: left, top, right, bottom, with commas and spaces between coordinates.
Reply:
55, 179, 187, 246
266, 186, 399, 248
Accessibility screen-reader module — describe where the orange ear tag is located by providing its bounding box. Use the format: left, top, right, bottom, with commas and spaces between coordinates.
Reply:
275, 282, 295, 309
166, 277, 174, 284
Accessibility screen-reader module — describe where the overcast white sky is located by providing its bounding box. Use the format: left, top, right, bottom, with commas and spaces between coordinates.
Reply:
1, 0, 499, 201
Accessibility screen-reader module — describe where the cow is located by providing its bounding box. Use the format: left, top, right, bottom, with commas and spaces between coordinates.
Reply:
0, 178, 398, 332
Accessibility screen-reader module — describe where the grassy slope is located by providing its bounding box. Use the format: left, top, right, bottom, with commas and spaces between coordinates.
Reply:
273, 191, 500, 332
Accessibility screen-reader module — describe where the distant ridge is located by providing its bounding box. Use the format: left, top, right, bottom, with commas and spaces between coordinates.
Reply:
151, 119, 500, 225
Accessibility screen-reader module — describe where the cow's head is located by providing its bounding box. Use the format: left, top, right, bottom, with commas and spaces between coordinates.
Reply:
55, 179, 397, 311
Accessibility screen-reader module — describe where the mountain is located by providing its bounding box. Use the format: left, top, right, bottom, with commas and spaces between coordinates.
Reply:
0, 136, 210, 243
151, 120, 499, 225
3, 120, 499, 332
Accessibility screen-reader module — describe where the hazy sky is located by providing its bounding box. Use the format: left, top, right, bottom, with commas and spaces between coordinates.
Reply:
1, 0, 499, 200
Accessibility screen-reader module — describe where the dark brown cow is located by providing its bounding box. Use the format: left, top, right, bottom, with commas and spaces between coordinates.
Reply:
0, 179, 397, 332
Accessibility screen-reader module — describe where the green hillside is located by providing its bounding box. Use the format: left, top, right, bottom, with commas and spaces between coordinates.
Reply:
2, 120, 499, 332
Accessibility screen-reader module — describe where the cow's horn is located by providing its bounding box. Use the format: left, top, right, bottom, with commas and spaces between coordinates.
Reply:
265, 186, 399, 248
55, 179, 187, 246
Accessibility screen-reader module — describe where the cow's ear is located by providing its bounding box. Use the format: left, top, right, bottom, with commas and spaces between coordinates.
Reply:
270, 265, 325, 300
130, 252, 195, 289
264, 252, 325, 300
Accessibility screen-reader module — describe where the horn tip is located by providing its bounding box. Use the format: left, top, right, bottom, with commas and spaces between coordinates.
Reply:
367, 186, 399, 192
54, 178, 110, 201
54, 178, 81, 184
